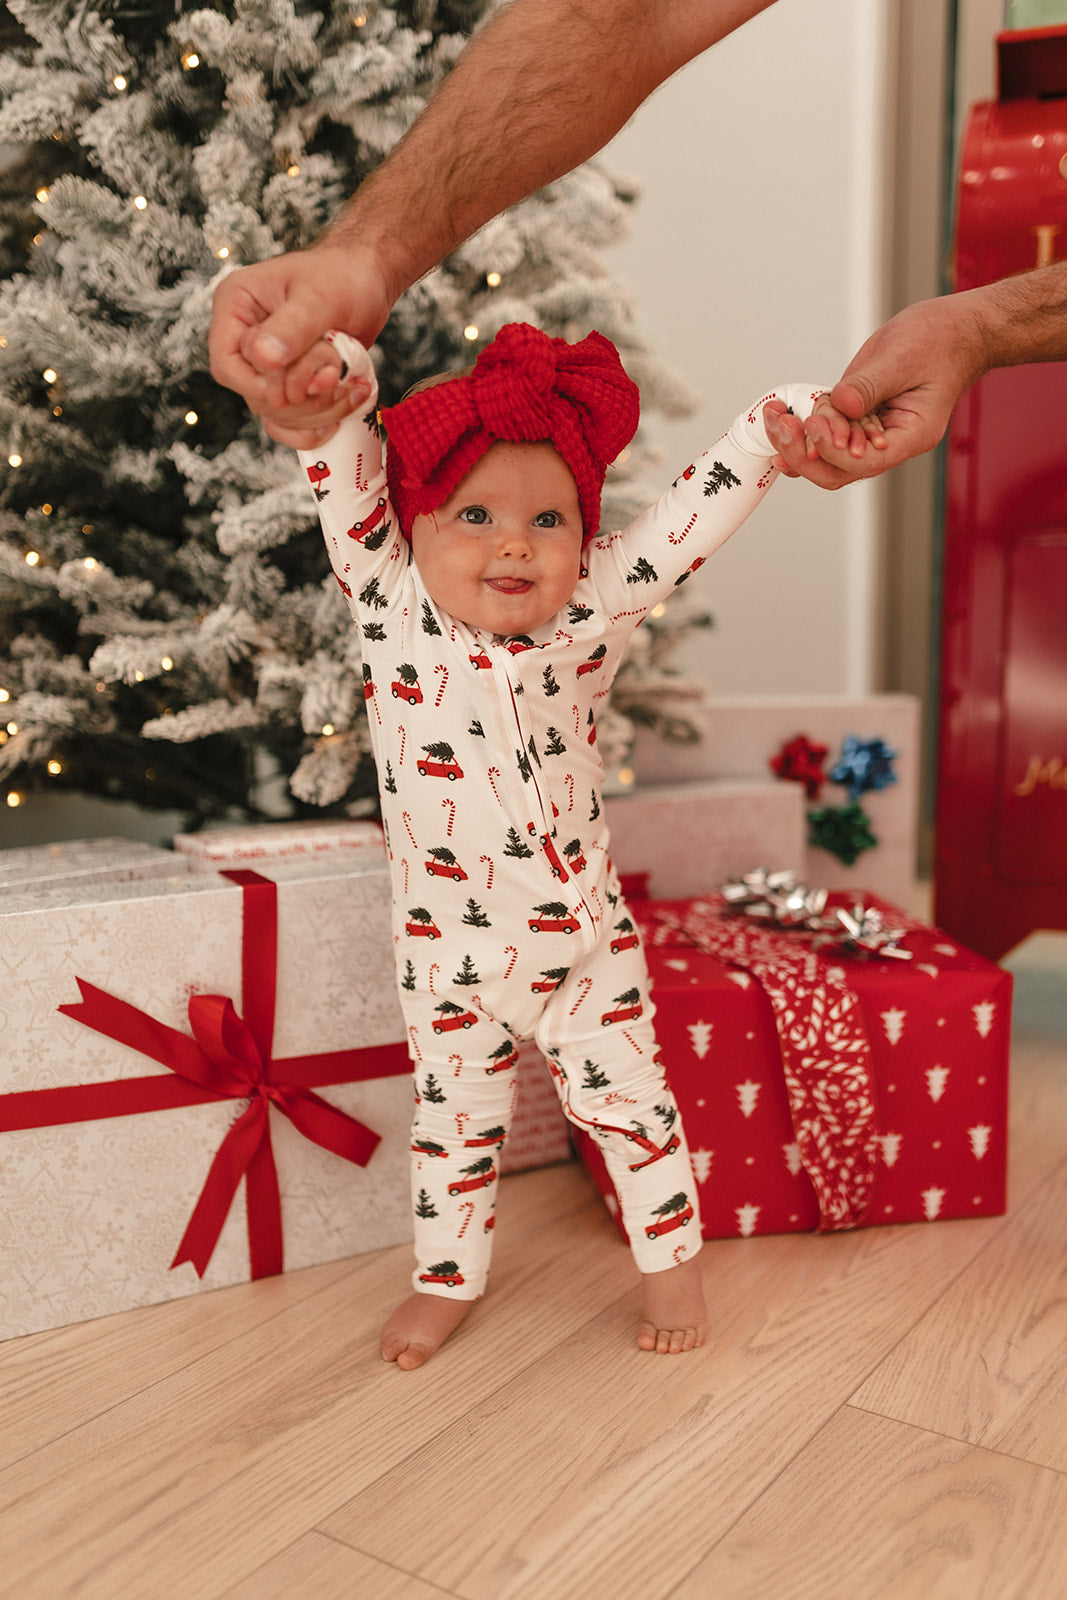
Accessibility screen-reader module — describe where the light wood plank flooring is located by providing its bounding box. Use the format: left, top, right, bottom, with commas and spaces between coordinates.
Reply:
1, 932, 1064, 1600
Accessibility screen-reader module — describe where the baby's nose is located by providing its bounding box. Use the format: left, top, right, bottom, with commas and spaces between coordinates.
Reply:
497, 524, 532, 557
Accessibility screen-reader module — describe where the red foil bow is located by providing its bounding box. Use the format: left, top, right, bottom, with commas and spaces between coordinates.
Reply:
6, 870, 411, 1280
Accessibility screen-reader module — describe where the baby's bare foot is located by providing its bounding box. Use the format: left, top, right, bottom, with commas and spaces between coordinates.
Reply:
381, 1291, 475, 1370
638, 1255, 706, 1354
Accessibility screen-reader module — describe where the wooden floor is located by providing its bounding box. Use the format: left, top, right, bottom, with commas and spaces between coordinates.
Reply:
1, 934, 1065, 1600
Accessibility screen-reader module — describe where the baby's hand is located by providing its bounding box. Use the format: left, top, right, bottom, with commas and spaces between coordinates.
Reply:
805, 391, 887, 460
239, 333, 374, 450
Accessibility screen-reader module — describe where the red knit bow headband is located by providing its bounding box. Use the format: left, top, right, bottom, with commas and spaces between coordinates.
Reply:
381, 322, 640, 543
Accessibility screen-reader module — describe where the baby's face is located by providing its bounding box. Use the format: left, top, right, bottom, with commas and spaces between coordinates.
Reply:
410, 441, 584, 637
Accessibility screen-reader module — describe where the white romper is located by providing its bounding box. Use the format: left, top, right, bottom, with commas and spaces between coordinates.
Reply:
301, 337, 822, 1298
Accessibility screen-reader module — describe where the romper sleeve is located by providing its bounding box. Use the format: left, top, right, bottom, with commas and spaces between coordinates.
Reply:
296, 333, 408, 622
584, 383, 829, 624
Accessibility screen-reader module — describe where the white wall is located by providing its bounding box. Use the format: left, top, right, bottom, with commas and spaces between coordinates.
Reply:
603, 0, 891, 694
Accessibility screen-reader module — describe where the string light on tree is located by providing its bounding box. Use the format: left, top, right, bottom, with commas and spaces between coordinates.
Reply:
6, 792, 24, 808
463, 325, 479, 342
112, 75, 127, 91
24, 551, 40, 566
133, 195, 148, 211
42, 368, 57, 383
184, 410, 198, 426
35, 186, 49, 203
47, 759, 63, 776
181, 51, 200, 70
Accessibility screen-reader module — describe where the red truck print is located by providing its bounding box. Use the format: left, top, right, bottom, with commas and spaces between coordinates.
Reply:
425, 847, 467, 881
645, 1192, 695, 1239
674, 555, 706, 586
505, 635, 538, 654
469, 649, 492, 670
627, 1131, 681, 1172
432, 1002, 478, 1034
405, 908, 442, 939
528, 902, 581, 934
346, 497, 388, 545
486, 1042, 519, 1074
576, 643, 607, 676
419, 1261, 464, 1287
530, 966, 569, 994
306, 460, 331, 499
540, 835, 569, 882
449, 1157, 497, 1196
563, 840, 587, 872
602, 988, 643, 1026
465, 1126, 506, 1149
610, 920, 639, 954
412, 1139, 448, 1158
392, 664, 423, 704
418, 742, 463, 780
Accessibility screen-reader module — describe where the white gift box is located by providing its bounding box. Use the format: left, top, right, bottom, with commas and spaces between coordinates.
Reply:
0, 858, 413, 1340
172, 818, 386, 873
630, 694, 920, 905
0, 836, 188, 895
604, 779, 806, 900
0, 854, 571, 1340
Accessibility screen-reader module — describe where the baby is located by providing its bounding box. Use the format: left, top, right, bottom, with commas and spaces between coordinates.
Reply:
298, 322, 882, 1369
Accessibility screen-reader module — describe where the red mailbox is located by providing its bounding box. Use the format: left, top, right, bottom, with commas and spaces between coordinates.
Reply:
936, 27, 1067, 959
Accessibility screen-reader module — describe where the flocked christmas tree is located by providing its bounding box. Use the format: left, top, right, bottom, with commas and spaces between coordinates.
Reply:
0, 0, 711, 827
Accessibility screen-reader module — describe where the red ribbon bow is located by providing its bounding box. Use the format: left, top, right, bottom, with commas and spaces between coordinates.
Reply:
26, 869, 411, 1279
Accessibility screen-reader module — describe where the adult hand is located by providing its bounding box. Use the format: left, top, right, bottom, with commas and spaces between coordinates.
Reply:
764, 295, 986, 489
208, 240, 393, 448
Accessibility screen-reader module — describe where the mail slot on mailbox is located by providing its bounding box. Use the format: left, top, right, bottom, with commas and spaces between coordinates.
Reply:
936, 26, 1067, 960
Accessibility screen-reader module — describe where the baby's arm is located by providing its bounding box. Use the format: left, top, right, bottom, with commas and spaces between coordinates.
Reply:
295, 335, 404, 614
596, 383, 833, 610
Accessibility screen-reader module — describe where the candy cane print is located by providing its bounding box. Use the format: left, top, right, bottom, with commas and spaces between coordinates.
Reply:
488, 767, 503, 807
429, 962, 440, 995
589, 885, 603, 920
434, 663, 449, 706
669, 513, 698, 545
442, 796, 456, 836
572, 704, 582, 737
397, 725, 406, 765
504, 946, 519, 980
408, 1025, 422, 1065
401, 857, 410, 894
402, 811, 418, 848
672, 1243, 687, 1266
554, 630, 574, 647
450, 1052, 464, 1078
481, 855, 495, 891
457, 1200, 476, 1238
454, 1109, 470, 1140
568, 976, 593, 1016
565, 774, 575, 811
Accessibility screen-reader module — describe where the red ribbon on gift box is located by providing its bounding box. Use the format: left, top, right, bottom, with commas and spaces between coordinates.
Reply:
638, 895, 881, 1232
1, 870, 411, 1280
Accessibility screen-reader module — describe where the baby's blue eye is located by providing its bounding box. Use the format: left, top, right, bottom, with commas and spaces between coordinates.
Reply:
459, 506, 489, 525
534, 511, 561, 528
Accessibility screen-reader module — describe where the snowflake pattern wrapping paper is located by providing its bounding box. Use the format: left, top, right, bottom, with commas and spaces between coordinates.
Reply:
574, 892, 1011, 1241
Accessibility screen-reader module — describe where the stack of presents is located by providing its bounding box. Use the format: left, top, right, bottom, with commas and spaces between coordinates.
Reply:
0, 694, 1011, 1340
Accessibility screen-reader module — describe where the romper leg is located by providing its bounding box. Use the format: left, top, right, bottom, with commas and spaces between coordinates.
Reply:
534, 932, 703, 1275
405, 996, 521, 1299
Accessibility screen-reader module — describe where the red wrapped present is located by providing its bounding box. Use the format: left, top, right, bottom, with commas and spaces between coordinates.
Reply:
573, 893, 1011, 1240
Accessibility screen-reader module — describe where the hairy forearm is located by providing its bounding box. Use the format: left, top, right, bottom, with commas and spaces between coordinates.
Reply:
967, 261, 1067, 374
321, 0, 778, 300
